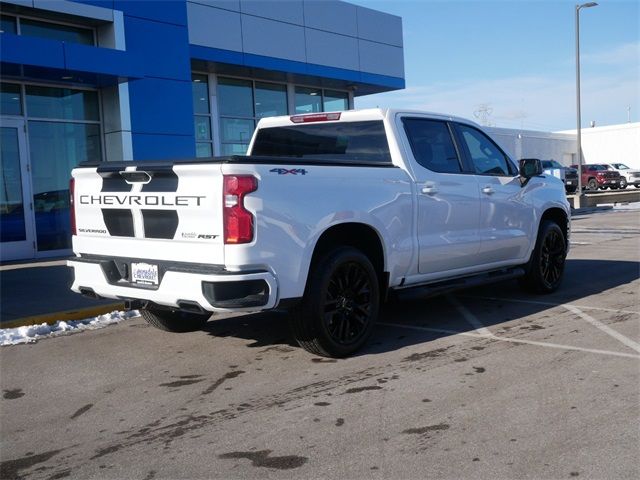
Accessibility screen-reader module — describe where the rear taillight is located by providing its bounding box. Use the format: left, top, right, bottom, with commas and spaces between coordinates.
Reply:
69, 177, 76, 236
223, 175, 257, 244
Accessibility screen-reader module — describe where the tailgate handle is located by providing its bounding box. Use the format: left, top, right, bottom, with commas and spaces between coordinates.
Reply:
119, 170, 151, 184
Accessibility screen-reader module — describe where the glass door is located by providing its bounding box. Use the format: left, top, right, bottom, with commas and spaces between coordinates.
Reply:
0, 118, 35, 261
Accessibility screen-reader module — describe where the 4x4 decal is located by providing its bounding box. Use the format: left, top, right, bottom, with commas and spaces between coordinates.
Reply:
269, 168, 308, 175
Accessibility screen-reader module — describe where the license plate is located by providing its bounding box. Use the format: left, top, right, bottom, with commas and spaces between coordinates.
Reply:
566, 180, 574, 185
131, 262, 159, 285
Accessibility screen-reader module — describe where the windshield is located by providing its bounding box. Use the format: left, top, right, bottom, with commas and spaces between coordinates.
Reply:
611, 163, 629, 170
542, 160, 563, 169
589, 165, 608, 171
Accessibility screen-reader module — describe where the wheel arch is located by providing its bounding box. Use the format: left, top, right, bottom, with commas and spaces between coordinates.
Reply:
308, 222, 388, 296
540, 207, 569, 247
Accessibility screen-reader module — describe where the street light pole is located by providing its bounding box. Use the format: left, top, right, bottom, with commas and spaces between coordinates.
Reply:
575, 2, 598, 206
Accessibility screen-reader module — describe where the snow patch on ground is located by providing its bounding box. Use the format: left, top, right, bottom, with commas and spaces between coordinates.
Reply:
612, 201, 640, 210
0, 310, 139, 346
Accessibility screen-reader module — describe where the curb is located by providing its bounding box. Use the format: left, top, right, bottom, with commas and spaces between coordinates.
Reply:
0, 303, 125, 330
571, 205, 614, 216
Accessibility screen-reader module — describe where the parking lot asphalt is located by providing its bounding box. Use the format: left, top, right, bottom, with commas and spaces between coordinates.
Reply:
1, 209, 638, 480
0, 260, 121, 327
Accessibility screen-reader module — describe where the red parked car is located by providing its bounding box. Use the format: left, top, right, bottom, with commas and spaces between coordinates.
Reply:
570, 164, 622, 191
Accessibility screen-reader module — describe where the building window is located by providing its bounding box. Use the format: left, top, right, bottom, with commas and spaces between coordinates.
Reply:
0, 83, 22, 116
192, 74, 213, 157
0, 14, 95, 46
19, 84, 102, 251
217, 77, 288, 156
295, 87, 349, 114
0, 15, 17, 34
295, 87, 322, 114
323, 90, 349, 112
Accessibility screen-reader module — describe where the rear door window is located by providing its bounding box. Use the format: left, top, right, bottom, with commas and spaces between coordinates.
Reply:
251, 121, 391, 164
402, 118, 462, 173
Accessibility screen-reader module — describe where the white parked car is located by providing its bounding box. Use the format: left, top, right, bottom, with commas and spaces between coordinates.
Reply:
606, 163, 640, 189
68, 109, 570, 357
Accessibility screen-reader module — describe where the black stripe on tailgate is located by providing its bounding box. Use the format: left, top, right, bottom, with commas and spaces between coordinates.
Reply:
102, 209, 134, 237
142, 210, 179, 239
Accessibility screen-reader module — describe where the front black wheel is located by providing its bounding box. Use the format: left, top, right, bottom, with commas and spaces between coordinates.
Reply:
587, 178, 598, 191
619, 178, 627, 189
289, 247, 379, 357
519, 220, 567, 294
141, 307, 209, 332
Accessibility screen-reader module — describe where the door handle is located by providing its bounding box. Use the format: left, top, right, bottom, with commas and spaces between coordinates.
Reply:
421, 186, 438, 195
482, 186, 495, 195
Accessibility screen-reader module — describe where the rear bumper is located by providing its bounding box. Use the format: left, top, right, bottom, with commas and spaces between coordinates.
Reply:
68, 256, 278, 313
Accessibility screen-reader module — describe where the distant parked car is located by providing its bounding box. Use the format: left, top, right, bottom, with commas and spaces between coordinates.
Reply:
540, 159, 578, 193
571, 164, 622, 191
605, 163, 640, 189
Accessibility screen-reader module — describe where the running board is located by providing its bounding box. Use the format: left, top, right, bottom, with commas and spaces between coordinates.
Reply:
392, 267, 525, 302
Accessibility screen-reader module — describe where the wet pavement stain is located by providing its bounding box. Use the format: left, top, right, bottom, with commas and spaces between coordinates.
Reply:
335, 418, 344, 426
402, 423, 450, 434
402, 347, 451, 362
311, 358, 337, 363
202, 371, 245, 395
0, 449, 64, 480
218, 450, 308, 470
422, 399, 431, 403
47, 469, 72, 479
473, 367, 486, 374
70, 404, 93, 420
343, 386, 382, 394
159, 379, 205, 388
3, 389, 24, 399
314, 402, 331, 406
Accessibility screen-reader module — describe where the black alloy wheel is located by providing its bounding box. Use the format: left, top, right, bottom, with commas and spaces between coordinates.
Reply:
620, 178, 627, 189
323, 261, 374, 345
289, 247, 379, 357
538, 227, 565, 290
519, 220, 566, 294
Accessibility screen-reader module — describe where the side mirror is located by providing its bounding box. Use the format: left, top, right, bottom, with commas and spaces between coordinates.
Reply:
519, 158, 543, 179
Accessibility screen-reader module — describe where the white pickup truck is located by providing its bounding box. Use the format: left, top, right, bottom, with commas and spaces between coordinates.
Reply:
69, 109, 570, 357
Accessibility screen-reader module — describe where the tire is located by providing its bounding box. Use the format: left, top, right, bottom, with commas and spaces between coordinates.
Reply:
565, 186, 577, 194
519, 220, 567, 294
587, 178, 598, 191
619, 178, 627, 189
610, 185, 619, 190
289, 247, 380, 358
141, 307, 209, 332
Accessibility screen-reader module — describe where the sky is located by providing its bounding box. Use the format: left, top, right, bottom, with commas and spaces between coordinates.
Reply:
352, 0, 639, 131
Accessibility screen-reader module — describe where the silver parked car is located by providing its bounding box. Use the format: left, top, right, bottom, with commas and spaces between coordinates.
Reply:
606, 163, 640, 189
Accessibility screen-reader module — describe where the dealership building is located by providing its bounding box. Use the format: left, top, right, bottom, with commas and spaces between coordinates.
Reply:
0, 0, 405, 261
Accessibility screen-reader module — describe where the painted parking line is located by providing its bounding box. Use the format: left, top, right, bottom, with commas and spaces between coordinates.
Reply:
461, 295, 640, 316
377, 322, 640, 359
446, 294, 493, 337
563, 304, 640, 354
445, 295, 640, 360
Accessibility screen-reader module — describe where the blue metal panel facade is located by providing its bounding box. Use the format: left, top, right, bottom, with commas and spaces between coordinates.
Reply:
1, 0, 405, 161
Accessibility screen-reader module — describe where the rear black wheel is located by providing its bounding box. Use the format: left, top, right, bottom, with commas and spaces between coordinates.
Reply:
289, 247, 379, 357
619, 178, 627, 189
519, 220, 567, 294
565, 186, 577, 194
141, 307, 209, 332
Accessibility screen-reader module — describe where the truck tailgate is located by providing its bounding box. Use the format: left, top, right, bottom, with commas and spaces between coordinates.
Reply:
72, 162, 225, 265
